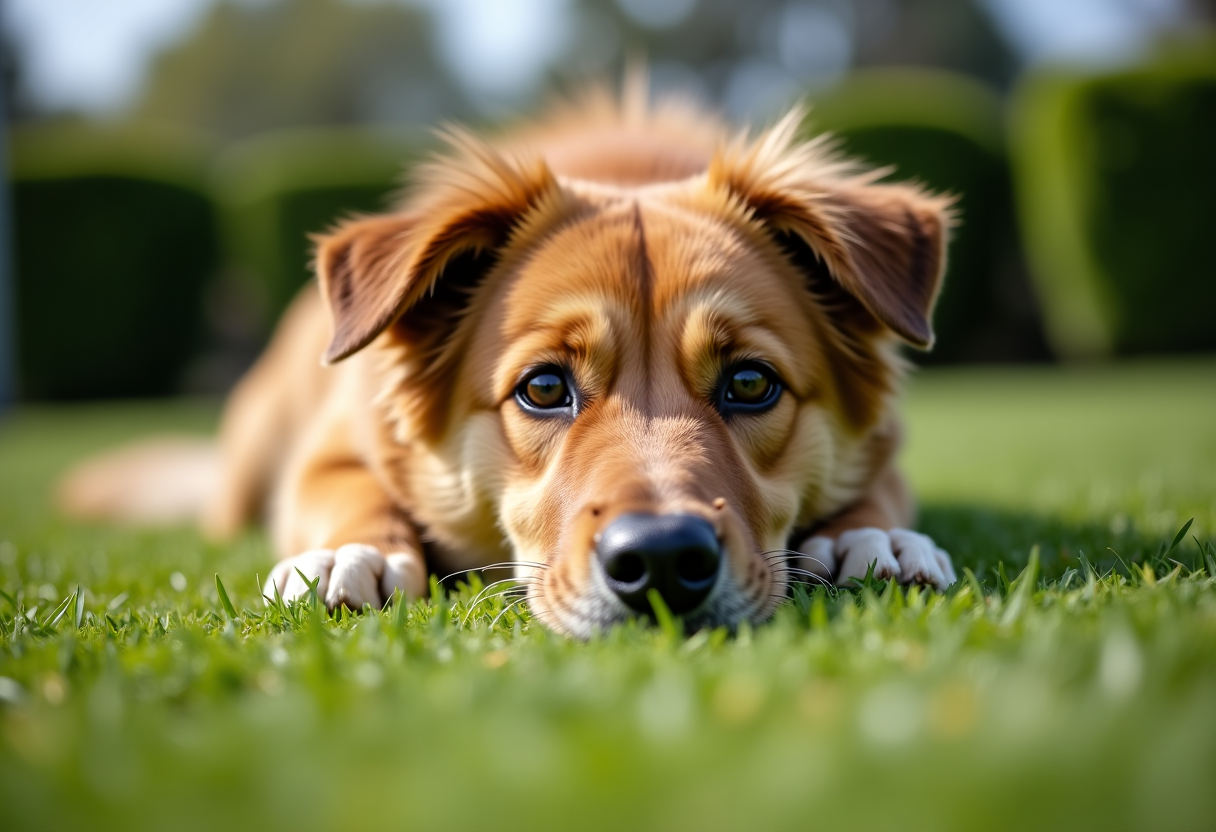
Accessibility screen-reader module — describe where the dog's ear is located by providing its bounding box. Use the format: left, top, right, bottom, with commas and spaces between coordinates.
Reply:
709, 113, 952, 349
784, 181, 949, 350
314, 136, 560, 364
313, 214, 417, 364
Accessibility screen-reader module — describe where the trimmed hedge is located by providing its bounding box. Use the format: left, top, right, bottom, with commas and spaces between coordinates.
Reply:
10, 124, 220, 400
1011, 47, 1216, 358
211, 128, 423, 331
807, 69, 1050, 363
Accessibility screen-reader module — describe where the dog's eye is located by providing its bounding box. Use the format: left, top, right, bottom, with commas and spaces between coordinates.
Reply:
728, 368, 771, 403
719, 363, 782, 415
518, 367, 572, 411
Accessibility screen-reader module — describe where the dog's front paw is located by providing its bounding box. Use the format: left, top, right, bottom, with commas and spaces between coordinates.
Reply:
795, 528, 956, 590
264, 544, 426, 610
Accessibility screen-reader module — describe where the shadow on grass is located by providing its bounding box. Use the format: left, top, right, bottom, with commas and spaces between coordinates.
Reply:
920, 503, 1205, 585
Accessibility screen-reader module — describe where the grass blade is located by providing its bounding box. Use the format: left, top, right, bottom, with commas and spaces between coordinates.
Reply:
1164, 518, 1194, 558
962, 567, 986, 607
215, 574, 239, 620
997, 562, 1012, 597
1000, 547, 1040, 628
293, 567, 321, 608
74, 585, 85, 629
647, 589, 679, 641
46, 589, 77, 629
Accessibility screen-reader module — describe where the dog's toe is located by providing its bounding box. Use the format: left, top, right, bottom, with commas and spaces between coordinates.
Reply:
266, 549, 335, 603
325, 544, 386, 610
934, 546, 958, 586
381, 551, 427, 601
888, 529, 950, 590
265, 545, 411, 610
836, 528, 900, 584
830, 528, 957, 590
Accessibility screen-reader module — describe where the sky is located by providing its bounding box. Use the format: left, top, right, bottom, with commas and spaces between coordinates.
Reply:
0, 0, 1195, 116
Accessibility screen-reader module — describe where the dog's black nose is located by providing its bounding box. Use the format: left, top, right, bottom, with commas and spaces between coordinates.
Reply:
595, 513, 721, 616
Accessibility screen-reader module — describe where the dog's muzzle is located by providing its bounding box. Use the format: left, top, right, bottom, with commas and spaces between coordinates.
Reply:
594, 513, 721, 616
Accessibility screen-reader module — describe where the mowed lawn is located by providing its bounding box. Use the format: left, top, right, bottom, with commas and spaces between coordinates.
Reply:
1, 359, 1215, 832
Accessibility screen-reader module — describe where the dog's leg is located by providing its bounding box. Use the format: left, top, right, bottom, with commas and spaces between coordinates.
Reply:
791, 465, 957, 590
263, 417, 427, 611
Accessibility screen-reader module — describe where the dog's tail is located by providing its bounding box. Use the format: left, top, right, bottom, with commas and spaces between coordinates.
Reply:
56, 436, 221, 527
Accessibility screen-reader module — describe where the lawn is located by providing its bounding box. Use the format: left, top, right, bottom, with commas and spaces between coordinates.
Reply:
2, 359, 1215, 832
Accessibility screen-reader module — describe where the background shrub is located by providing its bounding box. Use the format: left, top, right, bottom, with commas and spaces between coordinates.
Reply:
1011, 46, 1216, 358
806, 69, 1050, 364
11, 124, 219, 399
210, 128, 422, 333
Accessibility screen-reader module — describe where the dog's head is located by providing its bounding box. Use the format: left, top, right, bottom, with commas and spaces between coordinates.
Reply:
314, 109, 950, 637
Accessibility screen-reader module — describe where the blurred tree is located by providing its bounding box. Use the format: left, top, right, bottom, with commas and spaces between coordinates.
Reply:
552, 0, 1018, 120
132, 0, 472, 140
2, 19, 36, 121
851, 0, 1017, 88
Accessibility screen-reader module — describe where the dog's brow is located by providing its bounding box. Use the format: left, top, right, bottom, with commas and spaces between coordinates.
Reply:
494, 307, 624, 401
677, 298, 800, 394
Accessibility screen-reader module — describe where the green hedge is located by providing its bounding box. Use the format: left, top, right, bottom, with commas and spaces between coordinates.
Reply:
806, 69, 1049, 363
1011, 47, 1216, 358
210, 128, 423, 331
10, 124, 220, 400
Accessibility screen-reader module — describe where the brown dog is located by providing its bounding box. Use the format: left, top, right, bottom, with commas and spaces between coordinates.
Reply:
63, 91, 957, 637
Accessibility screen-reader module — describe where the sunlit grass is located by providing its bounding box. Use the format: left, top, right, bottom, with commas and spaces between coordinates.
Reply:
2, 359, 1215, 831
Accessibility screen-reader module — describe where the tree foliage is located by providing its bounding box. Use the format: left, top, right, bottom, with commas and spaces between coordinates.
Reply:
133, 0, 473, 140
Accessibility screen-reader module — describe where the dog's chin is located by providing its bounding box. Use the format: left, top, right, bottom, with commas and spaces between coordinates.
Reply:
527, 561, 787, 639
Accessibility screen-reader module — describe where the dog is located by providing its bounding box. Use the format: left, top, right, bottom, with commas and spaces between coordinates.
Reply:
60, 88, 957, 637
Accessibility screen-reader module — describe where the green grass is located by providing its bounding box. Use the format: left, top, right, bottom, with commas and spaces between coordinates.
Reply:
2, 360, 1215, 832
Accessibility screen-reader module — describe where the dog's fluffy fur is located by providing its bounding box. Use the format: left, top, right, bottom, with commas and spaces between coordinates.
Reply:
61, 89, 958, 636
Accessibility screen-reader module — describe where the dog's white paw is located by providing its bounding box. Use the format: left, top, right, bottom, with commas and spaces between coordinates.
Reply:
264, 544, 426, 610
803, 528, 956, 590
787, 536, 838, 583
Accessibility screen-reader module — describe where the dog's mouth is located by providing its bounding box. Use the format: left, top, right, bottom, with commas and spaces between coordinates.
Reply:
527, 563, 784, 639
521, 511, 790, 638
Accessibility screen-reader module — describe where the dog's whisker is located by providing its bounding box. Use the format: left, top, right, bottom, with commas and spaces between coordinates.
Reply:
762, 550, 833, 572
438, 561, 549, 584
780, 572, 832, 588
778, 578, 830, 594
487, 597, 530, 631
530, 593, 577, 632
462, 576, 534, 602
778, 567, 832, 582
468, 586, 530, 606
522, 603, 555, 631
460, 578, 536, 625
520, 587, 553, 621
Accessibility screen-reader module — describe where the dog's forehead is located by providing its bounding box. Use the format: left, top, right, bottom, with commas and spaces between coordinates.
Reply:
469, 190, 821, 404
495, 191, 796, 335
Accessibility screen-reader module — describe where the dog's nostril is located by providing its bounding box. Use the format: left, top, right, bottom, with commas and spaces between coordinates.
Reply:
675, 547, 718, 585
606, 552, 646, 584
595, 513, 722, 616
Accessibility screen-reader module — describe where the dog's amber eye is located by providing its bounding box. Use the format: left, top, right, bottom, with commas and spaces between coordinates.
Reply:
718, 362, 782, 415
727, 368, 771, 403
518, 368, 572, 410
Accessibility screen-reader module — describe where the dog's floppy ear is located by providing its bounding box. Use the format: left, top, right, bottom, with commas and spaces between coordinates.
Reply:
709, 112, 952, 349
314, 135, 560, 364
314, 214, 417, 364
